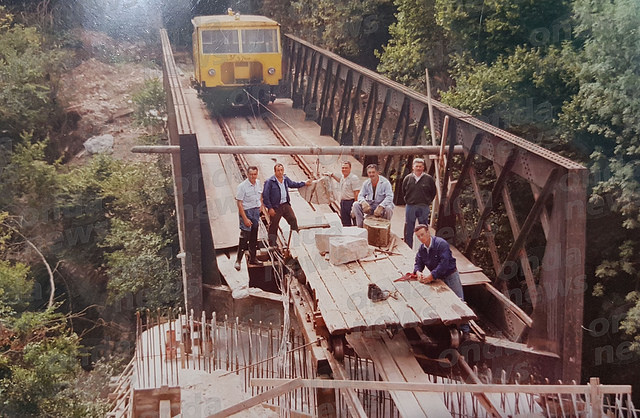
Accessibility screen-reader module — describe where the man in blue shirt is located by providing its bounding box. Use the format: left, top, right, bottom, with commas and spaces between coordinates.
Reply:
263, 163, 312, 246
413, 224, 471, 338
352, 164, 394, 228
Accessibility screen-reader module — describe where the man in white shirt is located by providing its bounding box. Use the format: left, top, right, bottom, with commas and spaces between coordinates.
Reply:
352, 164, 394, 228
325, 160, 361, 226
235, 166, 263, 270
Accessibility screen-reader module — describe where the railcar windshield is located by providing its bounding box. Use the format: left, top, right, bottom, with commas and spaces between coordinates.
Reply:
202, 29, 239, 54
241, 29, 278, 53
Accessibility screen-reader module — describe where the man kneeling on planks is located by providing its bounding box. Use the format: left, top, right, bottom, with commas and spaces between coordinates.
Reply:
413, 224, 471, 340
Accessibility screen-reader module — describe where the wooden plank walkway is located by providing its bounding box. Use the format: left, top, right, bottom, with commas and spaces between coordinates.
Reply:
287, 190, 477, 332
346, 332, 453, 418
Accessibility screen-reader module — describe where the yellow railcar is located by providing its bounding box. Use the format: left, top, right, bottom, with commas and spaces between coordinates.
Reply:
192, 12, 285, 107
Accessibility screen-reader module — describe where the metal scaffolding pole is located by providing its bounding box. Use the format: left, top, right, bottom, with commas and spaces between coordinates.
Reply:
131, 145, 464, 156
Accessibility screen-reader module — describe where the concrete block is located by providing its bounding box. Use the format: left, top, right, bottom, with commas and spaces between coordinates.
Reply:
329, 236, 370, 265
315, 226, 368, 253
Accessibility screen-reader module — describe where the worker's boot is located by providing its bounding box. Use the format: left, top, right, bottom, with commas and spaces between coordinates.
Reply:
235, 231, 248, 271
234, 250, 244, 271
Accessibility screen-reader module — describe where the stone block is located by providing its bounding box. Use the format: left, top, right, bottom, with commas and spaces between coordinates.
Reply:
315, 226, 368, 253
329, 236, 370, 265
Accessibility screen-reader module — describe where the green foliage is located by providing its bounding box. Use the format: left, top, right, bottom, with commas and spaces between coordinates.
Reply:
264, 0, 393, 65
0, 305, 108, 417
0, 260, 32, 313
441, 45, 579, 146
0, 134, 59, 211
376, 0, 448, 87
102, 219, 180, 309
435, 0, 572, 63
132, 78, 166, 128
0, 6, 68, 141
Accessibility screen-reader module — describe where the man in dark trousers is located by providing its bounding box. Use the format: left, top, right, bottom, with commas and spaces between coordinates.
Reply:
235, 166, 263, 271
325, 160, 361, 226
413, 224, 471, 339
263, 163, 312, 246
402, 158, 436, 248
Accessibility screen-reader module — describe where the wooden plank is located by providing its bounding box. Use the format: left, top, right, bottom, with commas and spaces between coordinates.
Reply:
296, 230, 369, 332
216, 254, 248, 293
251, 377, 631, 395
380, 332, 453, 418
354, 334, 432, 418
289, 231, 350, 334
390, 241, 476, 325
357, 257, 427, 327
332, 260, 399, 329
208, 378, 303, 418
450, 245, 484, 274
324, 339, 369, 418
459, 272, 491, 286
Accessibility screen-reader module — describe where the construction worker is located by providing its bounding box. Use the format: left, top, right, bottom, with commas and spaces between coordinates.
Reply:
324, 160, 361, 226
413, 224, 471, 339
235, 166, 263, 270
352, 164, 394, 228
402, 158, 436, 248
263, 163, 312, 246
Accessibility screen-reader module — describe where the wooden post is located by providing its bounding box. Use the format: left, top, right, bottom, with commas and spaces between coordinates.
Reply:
589, 377, 603, 418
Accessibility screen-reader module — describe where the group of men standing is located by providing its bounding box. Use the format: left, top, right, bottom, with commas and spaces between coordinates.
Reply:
233, 160, 467, 340
234, 158, 441, 261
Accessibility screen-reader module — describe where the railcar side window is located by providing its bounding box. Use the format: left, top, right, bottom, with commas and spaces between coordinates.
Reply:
202, 29, 239, 54
241, 29, 278, 53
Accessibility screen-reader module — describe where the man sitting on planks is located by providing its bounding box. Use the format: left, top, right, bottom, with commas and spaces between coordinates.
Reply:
352, 163, 394, 228
263, 163, 312, 246
413, 224, 471, 340
402, 158, 436, 249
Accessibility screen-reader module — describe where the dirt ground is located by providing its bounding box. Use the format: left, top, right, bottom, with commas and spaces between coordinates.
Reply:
58, 30, 165, 163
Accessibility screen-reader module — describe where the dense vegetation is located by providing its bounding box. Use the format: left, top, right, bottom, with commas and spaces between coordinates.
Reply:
1, 0, 639, 413
0, 3, 178, 415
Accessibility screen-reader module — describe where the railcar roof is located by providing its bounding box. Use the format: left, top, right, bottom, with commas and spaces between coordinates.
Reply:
192, 15, 279, 28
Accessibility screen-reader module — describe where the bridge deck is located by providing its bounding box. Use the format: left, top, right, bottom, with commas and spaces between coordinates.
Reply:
204, 98, 485, 333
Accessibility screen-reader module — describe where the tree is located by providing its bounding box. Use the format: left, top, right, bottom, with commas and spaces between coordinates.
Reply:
376, 0, 449, 89
440, 45, 579, 148
0, 6, 67, 142
435, 0, 572, 64
560, 0, 640, 355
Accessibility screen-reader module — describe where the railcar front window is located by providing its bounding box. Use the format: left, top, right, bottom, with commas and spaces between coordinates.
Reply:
241, 29, 278, 53
202, 29, 239, 54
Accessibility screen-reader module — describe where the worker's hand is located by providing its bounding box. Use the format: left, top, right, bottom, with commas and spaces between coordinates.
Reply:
322, 172, 333, 178
373, 205, 384, 217
243, 218, 252, 228
417, 271, 434, 284
268, 208, 276, 217
305, 179, 313, 186
361, 201, 371, 214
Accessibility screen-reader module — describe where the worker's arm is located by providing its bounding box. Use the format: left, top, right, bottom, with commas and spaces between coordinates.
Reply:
357, 180, 370, 203
429, 240, 455, 280
380, 179, 395, 208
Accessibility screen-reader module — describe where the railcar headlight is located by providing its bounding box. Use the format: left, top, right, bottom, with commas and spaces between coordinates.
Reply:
267, 67, 276, 75
208, 68, 216, 76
